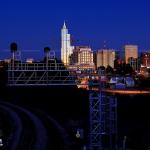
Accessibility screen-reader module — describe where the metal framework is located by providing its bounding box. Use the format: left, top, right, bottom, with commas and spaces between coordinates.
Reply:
7, 57, 118, 149
8, 50, 78, 86
89, 76, 117, 149
8, 62, 76, 86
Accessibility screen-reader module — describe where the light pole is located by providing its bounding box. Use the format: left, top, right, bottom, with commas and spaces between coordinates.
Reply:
10, 42, 17, 68
10, 42, 17, 84
44, 47, 50, 69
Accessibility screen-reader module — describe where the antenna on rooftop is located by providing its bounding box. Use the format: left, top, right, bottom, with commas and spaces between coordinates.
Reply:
103, 40, 107, 49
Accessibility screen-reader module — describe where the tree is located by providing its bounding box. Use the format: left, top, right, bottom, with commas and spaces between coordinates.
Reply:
106, 65, 114, 75
97, 66, 106, 75
98, 66, 105, 70
125, 64, 133, 75
115, 63, 133, 75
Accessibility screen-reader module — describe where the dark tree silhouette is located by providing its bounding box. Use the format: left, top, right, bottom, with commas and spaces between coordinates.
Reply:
106, 65, 114, 75
115, 63, 133, 75
125, 64, 133, 75
98, 66, 105, 70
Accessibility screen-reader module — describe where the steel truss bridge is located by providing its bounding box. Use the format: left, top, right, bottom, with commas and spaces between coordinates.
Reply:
7, 61, 117, 150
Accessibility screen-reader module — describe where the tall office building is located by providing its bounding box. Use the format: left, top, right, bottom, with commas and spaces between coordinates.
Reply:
61, 22, 74, 65
96, 49, 115, 68
124, 45, 138, 64
78, 47, 94, 65
69, 46, 94, 70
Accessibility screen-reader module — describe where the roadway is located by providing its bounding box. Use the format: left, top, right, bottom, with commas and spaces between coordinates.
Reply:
103, 89, 150, 95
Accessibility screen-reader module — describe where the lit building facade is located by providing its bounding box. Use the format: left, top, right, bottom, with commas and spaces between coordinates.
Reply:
124, 45, 138, 64
96, 49, 115, 68
69, 46, 94, 70
140, 52, 150, 77
141, 52, 150, 67
61, 22, 74, 65
78, 47, 94, 65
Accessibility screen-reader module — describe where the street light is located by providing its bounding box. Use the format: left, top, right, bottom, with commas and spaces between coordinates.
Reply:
0, 138, 3, 147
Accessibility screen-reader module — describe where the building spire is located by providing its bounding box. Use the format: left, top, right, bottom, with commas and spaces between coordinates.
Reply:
63, 21, 67, 29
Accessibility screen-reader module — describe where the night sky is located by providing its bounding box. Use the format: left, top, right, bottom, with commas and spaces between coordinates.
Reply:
0, 0, 150, 60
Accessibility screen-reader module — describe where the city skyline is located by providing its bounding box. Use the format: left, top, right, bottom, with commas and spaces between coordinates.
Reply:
1, 0, 150, 60
0, 22, 149, 62
0, 1, 150, 149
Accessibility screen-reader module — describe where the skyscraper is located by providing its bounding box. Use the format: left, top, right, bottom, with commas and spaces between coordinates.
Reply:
96, 49, 115, 68
61, 21, 74, 65
124, 45, 138, 64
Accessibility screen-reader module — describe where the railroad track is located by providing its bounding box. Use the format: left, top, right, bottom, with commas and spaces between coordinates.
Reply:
0, 102, 48, 150
30, 109, 71, 150
0, 101, 72, 150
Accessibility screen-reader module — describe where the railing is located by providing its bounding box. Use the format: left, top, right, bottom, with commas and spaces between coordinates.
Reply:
8, 63, 66, 71
7, 62, 78, 86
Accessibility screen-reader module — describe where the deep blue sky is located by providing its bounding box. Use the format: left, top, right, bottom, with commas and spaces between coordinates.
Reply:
0, 0, 150, 60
